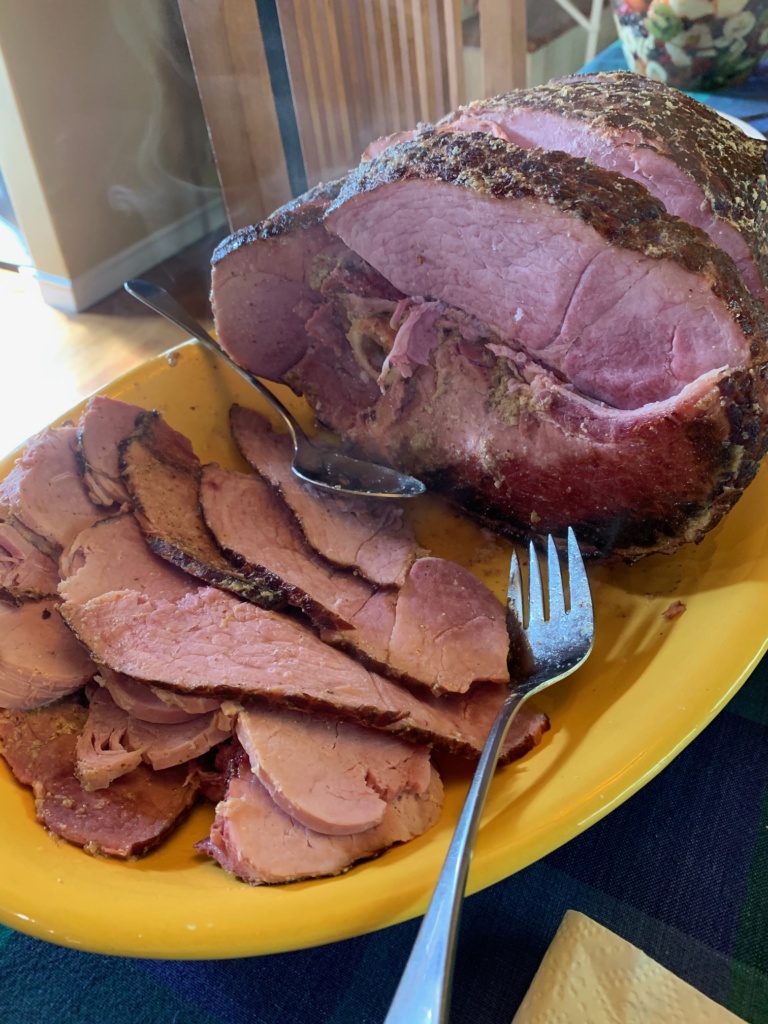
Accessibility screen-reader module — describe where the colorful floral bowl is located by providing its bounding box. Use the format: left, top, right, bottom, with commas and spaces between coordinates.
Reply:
613, 0, 768, 89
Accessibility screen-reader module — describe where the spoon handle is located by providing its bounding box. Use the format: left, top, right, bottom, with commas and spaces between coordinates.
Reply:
124, 279, 304, 451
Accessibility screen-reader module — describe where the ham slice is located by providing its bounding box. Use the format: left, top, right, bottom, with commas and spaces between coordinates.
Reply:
230, 405, 419, 586
0, 700, 199, 857
235, 705, 432, 834
98, 668, 220, 724
201, 462, 510, 694
59, 514, 197, 606
0, 426, 102, 557
0, 599, 95, 710
0, 520, 59, 601
196, 748, 443, 884
76, 686, 232, 790
62, 585, 547, 762
77, 396, 145, 508
211, 469, 510, 691
120, 411, 285, 609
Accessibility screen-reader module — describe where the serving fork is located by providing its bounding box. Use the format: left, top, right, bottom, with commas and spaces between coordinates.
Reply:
383, 528, 594, 1024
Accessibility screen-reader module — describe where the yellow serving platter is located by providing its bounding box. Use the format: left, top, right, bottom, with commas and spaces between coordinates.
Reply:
1, 340, 767, 958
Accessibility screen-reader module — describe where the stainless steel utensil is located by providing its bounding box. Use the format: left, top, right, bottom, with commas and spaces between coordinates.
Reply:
383, 528, 594, 1024
123, 279, 426, 499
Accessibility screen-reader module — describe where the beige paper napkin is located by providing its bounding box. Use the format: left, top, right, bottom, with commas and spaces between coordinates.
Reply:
511, 910, 746, 1023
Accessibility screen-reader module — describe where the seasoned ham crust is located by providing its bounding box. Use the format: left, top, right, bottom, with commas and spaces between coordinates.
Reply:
448, 72, 768, 294
329, 130, 767, 344
119, 412, 285, 608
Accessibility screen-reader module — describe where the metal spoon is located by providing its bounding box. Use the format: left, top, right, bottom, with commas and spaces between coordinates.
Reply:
124, 279, 425, 498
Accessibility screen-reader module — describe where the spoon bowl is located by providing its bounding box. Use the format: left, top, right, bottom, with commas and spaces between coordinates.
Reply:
124, 279, 426, 499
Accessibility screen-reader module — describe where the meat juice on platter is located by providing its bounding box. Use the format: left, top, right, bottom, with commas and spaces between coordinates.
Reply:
1, 71, 767, 894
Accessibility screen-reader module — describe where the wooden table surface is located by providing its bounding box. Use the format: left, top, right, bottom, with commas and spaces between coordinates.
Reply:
2, 229, 222, 458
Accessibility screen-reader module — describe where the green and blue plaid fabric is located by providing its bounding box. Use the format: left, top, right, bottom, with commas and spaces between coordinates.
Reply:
1, 49, 766, 1024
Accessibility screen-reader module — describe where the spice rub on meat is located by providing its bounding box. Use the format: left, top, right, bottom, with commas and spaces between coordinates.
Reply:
212, 76, 768, 561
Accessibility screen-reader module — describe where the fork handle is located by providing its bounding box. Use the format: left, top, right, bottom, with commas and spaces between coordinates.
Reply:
383, 688, 527, 1024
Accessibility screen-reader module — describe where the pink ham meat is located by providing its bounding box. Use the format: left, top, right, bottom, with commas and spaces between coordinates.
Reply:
62, 585, 547, 762
201, 463, 509, 693
235, 705, 432, 834
0, 700, 199, 857
77, 395, 145, 508
200, 462, 375, 631
230, 405, 419, 586
434, 73, 768, 303
196, 748, 443, 884
59, 514, 197, 607
0, 599, 94, 710
76, 685, 231, 790
0, 426, 102, 557
98, 668, 220, 724
0, 520, 59, 601
120, 411, 285, 609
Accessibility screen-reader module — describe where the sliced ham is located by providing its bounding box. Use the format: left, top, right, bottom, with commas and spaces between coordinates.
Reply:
77, 395, 145, 508
61, 585, 547, 762
434, 73, 768, 303
0, 520, 59, 601
202, 463, 509, 694
59, 514, 197, 606
235, 705, 432, 834
196, 748, 443, 884
120, 411, 286, 609
0, 426, 102, 557
98, 668, 220, 724
0, 599, 94, 710
200, 462, 373, 630
230, 405, 419, 586
0, 700, 199, 857
76, 686, 232, 790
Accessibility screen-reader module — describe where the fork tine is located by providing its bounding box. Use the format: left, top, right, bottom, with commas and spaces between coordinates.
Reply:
567, 527, 593, 628
527, 540, 545, 624
546, 535, 566, 620
506, 549, 525, 625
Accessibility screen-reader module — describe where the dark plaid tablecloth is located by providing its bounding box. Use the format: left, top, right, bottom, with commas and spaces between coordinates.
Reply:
2, 51, 767, 1024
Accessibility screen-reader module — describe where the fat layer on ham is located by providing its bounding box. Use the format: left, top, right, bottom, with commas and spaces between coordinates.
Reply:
98, 668, 221, 724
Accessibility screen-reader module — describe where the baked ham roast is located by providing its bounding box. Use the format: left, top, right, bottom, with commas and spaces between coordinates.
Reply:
211, 75, 768, 560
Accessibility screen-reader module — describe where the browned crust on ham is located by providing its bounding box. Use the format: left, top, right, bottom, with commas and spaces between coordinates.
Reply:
119, 413, 288, 610
458, 72, 768, 286
212, 179, 344, 263
331, 130, 768, 349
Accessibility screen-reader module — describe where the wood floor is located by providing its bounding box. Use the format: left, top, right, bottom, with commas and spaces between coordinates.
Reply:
1, 229, 224, 459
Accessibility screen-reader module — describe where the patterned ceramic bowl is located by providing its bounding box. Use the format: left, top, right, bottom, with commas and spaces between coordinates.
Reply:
613, 0, 768, 89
